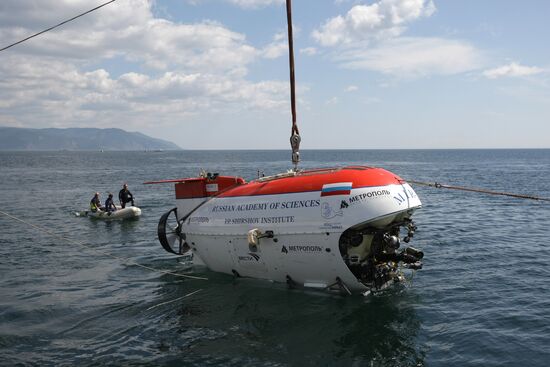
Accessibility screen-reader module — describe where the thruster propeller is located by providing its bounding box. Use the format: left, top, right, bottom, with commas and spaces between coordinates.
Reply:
158, 207, 188, 255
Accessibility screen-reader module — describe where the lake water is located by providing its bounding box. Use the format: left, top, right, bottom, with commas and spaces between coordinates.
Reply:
0, 149, 549, 366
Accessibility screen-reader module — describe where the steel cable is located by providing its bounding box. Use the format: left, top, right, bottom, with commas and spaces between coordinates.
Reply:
406, 179, 550, 202
0, 0, 117, 52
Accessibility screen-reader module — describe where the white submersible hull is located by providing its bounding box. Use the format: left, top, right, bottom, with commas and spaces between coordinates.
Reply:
152, 166, 423, 294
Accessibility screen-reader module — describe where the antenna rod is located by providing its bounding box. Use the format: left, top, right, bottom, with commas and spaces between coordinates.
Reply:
286, 0, 301, 170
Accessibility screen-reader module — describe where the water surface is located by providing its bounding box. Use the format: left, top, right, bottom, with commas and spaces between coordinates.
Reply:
1, 149, 549, 366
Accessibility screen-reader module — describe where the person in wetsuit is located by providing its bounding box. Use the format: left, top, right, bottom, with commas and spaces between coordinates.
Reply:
90, 192, 103, 212
105, 193, 117, 213
118, 183, 134, 208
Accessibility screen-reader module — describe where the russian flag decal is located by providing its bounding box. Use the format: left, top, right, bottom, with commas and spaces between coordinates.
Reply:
320, 182, 352, 197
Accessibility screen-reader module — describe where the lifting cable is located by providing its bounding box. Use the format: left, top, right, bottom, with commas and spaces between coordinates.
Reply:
286, 0, 301, 170
406, 179, 550, 202
0, 208, 208, 280
0, 0, 117, 52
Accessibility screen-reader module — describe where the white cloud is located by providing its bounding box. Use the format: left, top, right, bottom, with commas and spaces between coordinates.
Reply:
310, 0, 485, 79
0, 55, 289, 128
345, 85, 359, 92
300, 47, 318, 56
483, 62, 544, 79
138, 20, 258, 72
226, 0, 284, 9
337, 37, 484, 77
261, 32, 287, 59
312, 0, 436, 46
0, 1, 258, 73
183, 0, 284, 8
262, 42, 287, 59
0, 0, 292, 130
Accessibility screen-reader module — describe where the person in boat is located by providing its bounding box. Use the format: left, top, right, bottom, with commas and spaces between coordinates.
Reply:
118, 183, 134, 208
90, 192, 104, 212
105, 193, 117, 213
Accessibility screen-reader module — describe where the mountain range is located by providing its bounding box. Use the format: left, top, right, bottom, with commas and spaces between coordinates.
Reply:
0, 127, 181, 151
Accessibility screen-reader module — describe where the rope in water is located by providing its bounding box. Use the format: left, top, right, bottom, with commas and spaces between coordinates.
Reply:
406, 180, 550, 202
146, 289, 203, 311
0, 209, 208, 280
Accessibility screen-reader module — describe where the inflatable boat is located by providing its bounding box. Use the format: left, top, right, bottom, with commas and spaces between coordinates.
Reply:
81, 206, 141, 220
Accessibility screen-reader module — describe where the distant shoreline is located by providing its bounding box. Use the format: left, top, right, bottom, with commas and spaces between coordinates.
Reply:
1, 148, 547, 152
0, 127, 181, 151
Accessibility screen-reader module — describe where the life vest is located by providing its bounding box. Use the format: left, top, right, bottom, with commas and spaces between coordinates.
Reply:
90, 197, 100, 211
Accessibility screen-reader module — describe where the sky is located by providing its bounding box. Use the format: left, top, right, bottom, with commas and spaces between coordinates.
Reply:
0, 0, 549, 149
